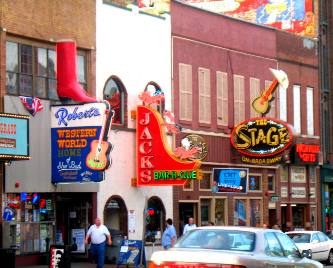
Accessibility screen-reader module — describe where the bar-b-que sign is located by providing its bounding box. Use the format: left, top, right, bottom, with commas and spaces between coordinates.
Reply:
231, 118, 293, 165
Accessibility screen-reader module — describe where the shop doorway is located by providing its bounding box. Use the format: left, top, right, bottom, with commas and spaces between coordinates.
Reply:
179, 202, 198, 235
292, 205, 306, 229
104, 196, 128, 236
145, 197, 166, 242
269, 209, 277, 227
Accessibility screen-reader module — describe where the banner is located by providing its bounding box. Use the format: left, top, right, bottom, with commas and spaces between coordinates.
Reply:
213, 168, 248, 193
0, 113, 29, 159
51, 102, 110, 183
181, 0, 316, 37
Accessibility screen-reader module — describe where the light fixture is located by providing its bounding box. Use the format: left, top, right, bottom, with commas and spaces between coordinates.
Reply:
281, 204, 287, 207
291, 204, 297, 207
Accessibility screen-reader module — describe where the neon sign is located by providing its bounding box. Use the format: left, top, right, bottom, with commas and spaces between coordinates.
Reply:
231, 118, 293, 164
54, 107, 101, 127
294, 144, 320, 164
137, 105, 201, 186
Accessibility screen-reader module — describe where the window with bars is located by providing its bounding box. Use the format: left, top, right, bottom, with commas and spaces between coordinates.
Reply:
179, 63, 192, 121
249, 77, 260, 118
198, 67, 211, 124
233, 75, 245, 125
216, 71, 228, 126
6, 41, 86, 100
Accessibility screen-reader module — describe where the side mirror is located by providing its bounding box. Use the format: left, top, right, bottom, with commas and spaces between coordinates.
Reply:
301, 250, 312, 259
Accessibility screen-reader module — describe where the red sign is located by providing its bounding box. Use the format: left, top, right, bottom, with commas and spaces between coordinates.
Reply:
137, 106, 201, 186
295, 144, 320, 164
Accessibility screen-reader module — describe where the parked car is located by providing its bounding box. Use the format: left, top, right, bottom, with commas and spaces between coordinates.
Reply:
287, 231, 333, 264
150, 226, 323, 268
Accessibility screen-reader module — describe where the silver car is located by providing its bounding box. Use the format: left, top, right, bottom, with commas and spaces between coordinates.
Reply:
150, 226, 323, 268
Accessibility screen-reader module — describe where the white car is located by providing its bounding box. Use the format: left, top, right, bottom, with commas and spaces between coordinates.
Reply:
150, 226, 323, 268
287, 231, 333, 264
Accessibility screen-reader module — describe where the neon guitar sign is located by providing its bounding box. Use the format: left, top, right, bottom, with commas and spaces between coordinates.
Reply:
252, 68, 289, 115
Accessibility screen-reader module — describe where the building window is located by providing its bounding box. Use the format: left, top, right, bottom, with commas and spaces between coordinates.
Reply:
6, 41, 86, 100
290, 166, 306, 183
216, 71, 228, 126
268, 175, 275, 192
293, 85, 301, 133
103, 76, 127, 125
214, 198, 226, 226
309, 167, 316, 183
249, 199, 262, 227
234, 199, 247, 226
279, 85, 287, 121
199, 172, 211, 190
233, 75, 245, 125
249, 174, 262, 191
183, 180, 194, 191
198, 67, 211, 124
145, 197, 165, 243
306, 87, 314, 135
249, 77, 260, 117
179, 63, 192, 121
280, 166, 289, 182
144, 81, 165, 114
265, 80, 277, 118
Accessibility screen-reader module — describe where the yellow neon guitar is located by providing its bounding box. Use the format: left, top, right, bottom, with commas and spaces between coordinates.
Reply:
252, 69, 289, 115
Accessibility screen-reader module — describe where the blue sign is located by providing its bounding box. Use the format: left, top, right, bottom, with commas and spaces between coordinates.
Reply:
117, 240, 146, 267
0, 114, 29, 159
3, 207, 15, 221
213, 168, 248, 193
51, 103, 109, 183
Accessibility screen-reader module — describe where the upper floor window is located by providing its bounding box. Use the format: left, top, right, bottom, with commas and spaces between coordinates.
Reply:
265, 80, 277, 118
293, 85, 301, 134
198, 67, 211, 124
249, 77, 260, 118
144, 81, 165, 114
233, 74, 245, 125
279, 85, 287, 122
306, 87, 314, 135
103, 76, 127, 125
179, 63, 192, 121
5, 41, 86, 100
216, 71, 228, 126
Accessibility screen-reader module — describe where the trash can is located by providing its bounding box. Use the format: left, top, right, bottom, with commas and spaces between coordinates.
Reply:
49, 245, 71, 268
105, 229, 125, 264
0, 248, 16, 268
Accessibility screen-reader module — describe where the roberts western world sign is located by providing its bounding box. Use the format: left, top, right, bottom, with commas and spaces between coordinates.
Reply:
51, 102, 109, 183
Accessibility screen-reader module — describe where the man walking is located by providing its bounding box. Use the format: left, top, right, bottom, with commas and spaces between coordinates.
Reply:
85, 218, 112, 268
183, 217, 197, 235
162, 218, 177, 250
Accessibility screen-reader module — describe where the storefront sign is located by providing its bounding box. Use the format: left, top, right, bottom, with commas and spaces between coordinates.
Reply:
294, 144, 320, 165
0, 113, 30, 159
136, 105, 201, 186
231, 118, 293, 165
213, 168, 248, 193
291, 187, 306, 198
51, 102, 111, 183
291, 166, 306, 183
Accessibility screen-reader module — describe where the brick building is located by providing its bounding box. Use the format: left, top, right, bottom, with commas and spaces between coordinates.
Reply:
0, 0, 96, 265
172, 1, 320, 234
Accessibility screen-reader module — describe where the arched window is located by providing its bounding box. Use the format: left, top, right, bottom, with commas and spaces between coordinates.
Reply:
104, 76, 127, 125
144, 81, 165, 113
104, 195, 128, 236
145, 196, 166, 243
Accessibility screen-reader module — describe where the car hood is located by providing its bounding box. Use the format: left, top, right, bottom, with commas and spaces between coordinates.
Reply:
295, 243, 311, 251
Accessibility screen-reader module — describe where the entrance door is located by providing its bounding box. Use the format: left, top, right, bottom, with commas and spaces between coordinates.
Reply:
179, 202, 198, 235
269, 209, 277, 227
292, 205, 305, 229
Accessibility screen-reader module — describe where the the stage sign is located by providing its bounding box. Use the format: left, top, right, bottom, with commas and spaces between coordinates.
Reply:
231, 118, 293, 165
136, 105, 201, 186
51, 102, 110, 183
0, 113, 29, 160
213, 168, 248, 193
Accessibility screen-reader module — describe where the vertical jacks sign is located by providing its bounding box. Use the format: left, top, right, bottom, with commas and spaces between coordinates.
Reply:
51, 102, 111, 183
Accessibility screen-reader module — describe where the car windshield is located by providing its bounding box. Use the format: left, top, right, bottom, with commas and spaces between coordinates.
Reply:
287, 233, 311, 243
174, 229, 255, 252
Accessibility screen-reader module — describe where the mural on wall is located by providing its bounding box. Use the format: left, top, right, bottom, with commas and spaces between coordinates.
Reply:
180, 0, 316, 37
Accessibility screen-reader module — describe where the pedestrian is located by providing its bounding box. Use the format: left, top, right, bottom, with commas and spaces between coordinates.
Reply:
162, 218, 177, 250
272, 224, 280, 230
208, 221, 215, 226
262, 223, 268, 228
327, 223, 333, 238
183, 217, 197, 235
85, 218, 112, 268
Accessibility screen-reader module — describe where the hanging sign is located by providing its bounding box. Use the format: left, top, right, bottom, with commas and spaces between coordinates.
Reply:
51, 102, 113, 183
0, 113, 30, 160
136, 105, 201, 186
231, 118, 293, 165
213, 168, 248, 193
293, 144, 320, 165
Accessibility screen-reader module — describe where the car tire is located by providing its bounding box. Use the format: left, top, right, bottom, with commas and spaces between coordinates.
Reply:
307, 249, 312, 259
327, 249, 333, 265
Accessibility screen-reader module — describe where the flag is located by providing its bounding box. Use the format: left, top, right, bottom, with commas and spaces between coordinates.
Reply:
19, 96, 43, 116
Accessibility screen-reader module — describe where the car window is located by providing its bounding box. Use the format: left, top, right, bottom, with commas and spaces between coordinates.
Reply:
276, 232, 301, 258
318, 232, 329, 242
264, 232, 284, 257
287, 233, 310, 243
311, 233, 319, 242
174, 229, 255, 252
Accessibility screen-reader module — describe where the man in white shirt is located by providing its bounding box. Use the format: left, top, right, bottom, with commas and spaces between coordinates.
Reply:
183, 217, 197, 235
85, 218, 112, 268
